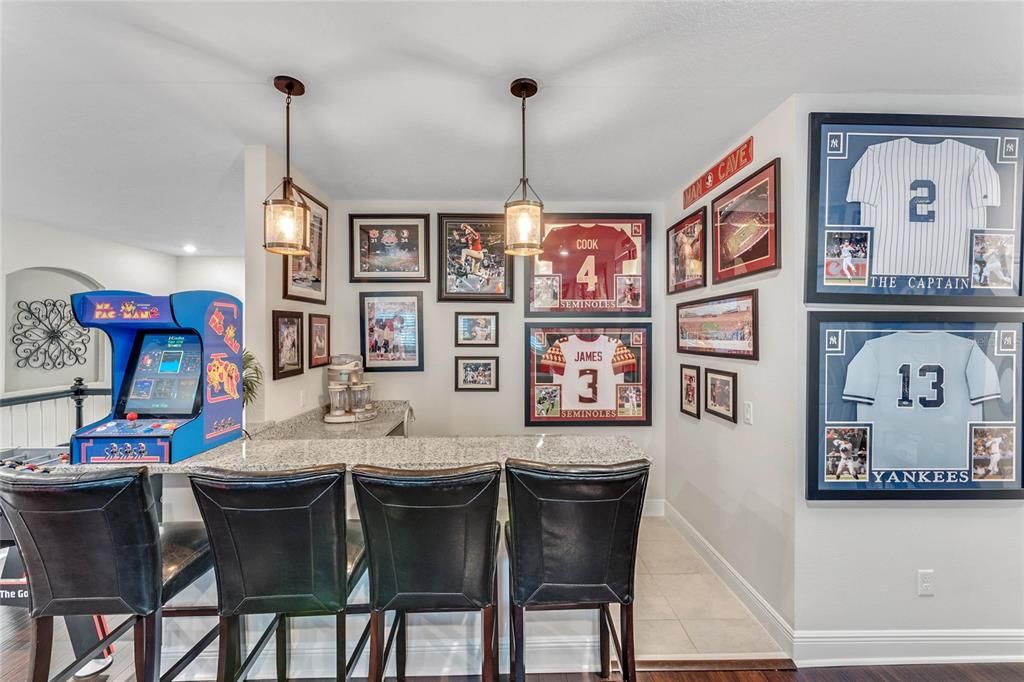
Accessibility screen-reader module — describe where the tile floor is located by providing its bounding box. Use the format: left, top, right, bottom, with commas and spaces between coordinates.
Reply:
625, 517, 785, 659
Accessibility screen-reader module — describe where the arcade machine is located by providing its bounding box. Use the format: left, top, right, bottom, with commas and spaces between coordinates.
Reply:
69, 290, 243, 464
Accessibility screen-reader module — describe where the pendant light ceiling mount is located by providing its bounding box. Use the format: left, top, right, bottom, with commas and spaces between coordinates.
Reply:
273, 75, 306, 97
504, 76, 544, 256
263, 75, 311, 256
509, 77, 538, 99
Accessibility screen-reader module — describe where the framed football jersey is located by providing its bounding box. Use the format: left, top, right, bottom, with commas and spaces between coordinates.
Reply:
525, 213, 651, 317
807, 311, 1024, 500
525, 322, 652, 427
806, 113, 1024, 305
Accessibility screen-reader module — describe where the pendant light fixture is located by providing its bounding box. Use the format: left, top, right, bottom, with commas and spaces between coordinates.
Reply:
504, 77, 544, 256
263, 75, 311, 256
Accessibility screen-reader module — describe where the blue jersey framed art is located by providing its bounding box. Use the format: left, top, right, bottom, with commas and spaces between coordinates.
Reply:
806, 113, 1024, 306
807, 311, 1024, 500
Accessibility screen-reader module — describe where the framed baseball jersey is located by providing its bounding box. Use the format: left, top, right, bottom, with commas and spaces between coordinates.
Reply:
807, 311, 1024, 500
525, 213, 651, 317
806, 113, 1024, 305
525, 322, 651, 426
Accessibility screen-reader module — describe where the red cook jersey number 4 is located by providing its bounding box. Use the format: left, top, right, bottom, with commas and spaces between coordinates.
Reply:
541, 334, 637, 410
540, 225, 637, 300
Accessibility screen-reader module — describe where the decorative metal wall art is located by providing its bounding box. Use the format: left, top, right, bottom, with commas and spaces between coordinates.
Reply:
11, 299, 91, 369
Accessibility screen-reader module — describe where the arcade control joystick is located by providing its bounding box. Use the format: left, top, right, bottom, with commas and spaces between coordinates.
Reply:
127, 412, 139, 428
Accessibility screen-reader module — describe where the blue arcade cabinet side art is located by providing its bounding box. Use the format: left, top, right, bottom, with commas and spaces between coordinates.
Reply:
69, 290, 243, 464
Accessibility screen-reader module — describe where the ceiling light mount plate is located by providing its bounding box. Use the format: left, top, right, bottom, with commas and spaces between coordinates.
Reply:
274, 75, 306, 97
509, 77, 538, 99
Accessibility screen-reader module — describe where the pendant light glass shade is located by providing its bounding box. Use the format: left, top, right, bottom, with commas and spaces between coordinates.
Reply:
504, 78, 544, 255
263, 192, 310, 255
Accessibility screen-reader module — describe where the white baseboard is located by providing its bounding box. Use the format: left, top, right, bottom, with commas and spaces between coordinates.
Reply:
663, 501, 1024, 668
643, 497, 665, 516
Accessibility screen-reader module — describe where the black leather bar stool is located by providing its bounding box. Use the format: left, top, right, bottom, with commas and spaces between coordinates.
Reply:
0, 467, 215, 682
188, 465, 367, 681
352, 463, 502, 682
504, 458, 650, 682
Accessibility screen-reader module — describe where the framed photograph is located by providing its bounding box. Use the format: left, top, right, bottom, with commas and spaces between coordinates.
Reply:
283, 185, 329, 304
680, 364, 700, 419
272, 310, 303, 380
349, 214, 430, 282
359, 292, 424, 372
704, 368, 738, 423
454, 356, 499, 392
524, 322, 652, 427
676, 289, 759, 360
438, 213, 513, 302
711, 159, 781, 284
455, 312, 499, 347
667, 207, 707, 294
308, 313, 331, 368
526, 213, 651, 317
807, 310, 1024, 500
806, 113, 1024, 305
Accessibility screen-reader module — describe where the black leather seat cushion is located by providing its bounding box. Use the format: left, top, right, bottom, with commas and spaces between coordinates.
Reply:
160, 522, 213, 603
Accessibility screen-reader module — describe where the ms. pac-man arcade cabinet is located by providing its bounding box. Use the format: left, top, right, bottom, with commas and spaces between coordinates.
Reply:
70, 290, 243, 464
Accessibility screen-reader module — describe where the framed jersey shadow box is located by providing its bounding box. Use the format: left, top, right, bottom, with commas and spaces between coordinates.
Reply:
806, 113, 1024, 306
807, 310, 1024, 500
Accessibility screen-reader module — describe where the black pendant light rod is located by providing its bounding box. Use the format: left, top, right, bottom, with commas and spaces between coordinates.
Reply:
273, 76, 306, 200
521, 93, 527, 199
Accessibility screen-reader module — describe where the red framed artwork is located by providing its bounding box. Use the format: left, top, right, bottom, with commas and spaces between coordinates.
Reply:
524, 322, 652, 427
525, 213, 651, 317
711, 158, 781, 284
667, 207, 707, 294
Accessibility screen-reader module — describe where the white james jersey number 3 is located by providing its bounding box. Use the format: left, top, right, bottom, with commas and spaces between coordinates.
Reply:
541, 335, 637, 410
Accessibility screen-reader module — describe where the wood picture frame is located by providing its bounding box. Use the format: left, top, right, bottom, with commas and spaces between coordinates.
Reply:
359, 291, 424, 372
272, 310, 304, 380
349, 214, 430, 283
711, 159, 781, 284
454, 312, 499, 347
704, 368, 738, 423
676, 289, 759, 360
283, 185, 329, 304
308, 313, 331, 368
667, 207, 707, 294
454, 356, 499, 392
437, 213, 514, 302
680, 364, 701, 419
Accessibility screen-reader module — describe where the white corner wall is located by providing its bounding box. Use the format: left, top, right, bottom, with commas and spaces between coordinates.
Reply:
659, 92, 1024, 666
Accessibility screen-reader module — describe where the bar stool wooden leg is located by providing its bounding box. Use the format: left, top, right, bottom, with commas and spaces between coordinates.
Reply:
276, 614, 288, 681
217, 615, 242, 681
620, 603, 636, 682
598, 605, 610, 679
28, 616, 53, 682
511, 604, 526, 682
482, 604, 496, 682
134, 609, 161, 682
367, 609, 386, 682
396, 611, 407, 682
335, 612, 346, 682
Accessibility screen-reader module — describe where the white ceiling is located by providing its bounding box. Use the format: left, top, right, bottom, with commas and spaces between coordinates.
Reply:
3, 1, 1022, 256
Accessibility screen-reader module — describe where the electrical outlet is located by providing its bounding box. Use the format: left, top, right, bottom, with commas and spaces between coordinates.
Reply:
917, 569, 935, 597
743, 401, 754, 425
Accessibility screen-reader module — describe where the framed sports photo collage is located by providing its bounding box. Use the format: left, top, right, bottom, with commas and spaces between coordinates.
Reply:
805, 113, 1024, 500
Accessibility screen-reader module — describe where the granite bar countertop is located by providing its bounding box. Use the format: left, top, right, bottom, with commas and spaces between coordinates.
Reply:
252, 400, 410, 440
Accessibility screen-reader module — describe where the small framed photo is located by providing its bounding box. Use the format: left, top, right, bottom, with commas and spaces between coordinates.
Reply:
438, 214, 514, 302
360, 292, 424, 372
680, 364, 700, 419
711, 159, 781, 284
667, 207, 707, 294
308, 313, 331, 368
349, 214, 430, 282
272, 310, 304, 380
454, 356, 499, 392
676, 289, 759, 360
283, 185, 329, 304
455, 312, 499, 347
705, 368, 738, 423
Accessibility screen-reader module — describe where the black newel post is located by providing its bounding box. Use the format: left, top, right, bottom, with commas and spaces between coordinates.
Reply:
71, 377, 86, 430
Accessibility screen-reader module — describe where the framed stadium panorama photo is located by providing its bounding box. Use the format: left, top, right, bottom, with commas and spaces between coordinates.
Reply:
676, 290, 758, 360
524, 322, 652, 427
807, 310, 1024, 500
349, 214, 430, 283
525, 213, 651, 317
711, 159, 781, 284
667, 207, 707, 294
806, 113, 1024, 306
438, 213, 513, 302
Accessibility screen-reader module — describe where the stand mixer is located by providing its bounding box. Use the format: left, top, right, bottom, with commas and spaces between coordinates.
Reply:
324, 354, 377, 423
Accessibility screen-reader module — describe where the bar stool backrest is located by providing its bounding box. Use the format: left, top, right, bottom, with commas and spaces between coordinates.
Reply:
0, 467, 161, 617
505, 458, 650, 607
352, 463, 501, 612
189, 466, 348, 616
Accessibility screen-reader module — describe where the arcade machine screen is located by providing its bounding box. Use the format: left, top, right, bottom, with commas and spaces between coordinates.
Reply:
118, 332, 203, 417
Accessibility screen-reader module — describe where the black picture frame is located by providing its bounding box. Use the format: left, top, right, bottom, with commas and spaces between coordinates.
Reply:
283, 185, 329, 304
806, 310, 1024, 500
805, 112, 1024, 306
308, 313, 331, 369
711, 159, 781, 285
680, 364, 701, 419
454, 356, 500, 392
676, 289, 759, 360
523, 322, 653, 427
525, 213, 652, 318
271, 310, 304, 380
667, 207, 707, 295
437, 213, 514, 302
359, 291, 425, 372
454, 312, 499, 347
349, 214, 430, 283
704, 368, 738, 423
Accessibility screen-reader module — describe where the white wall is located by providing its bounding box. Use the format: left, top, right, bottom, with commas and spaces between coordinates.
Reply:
176, 256, 245, 301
